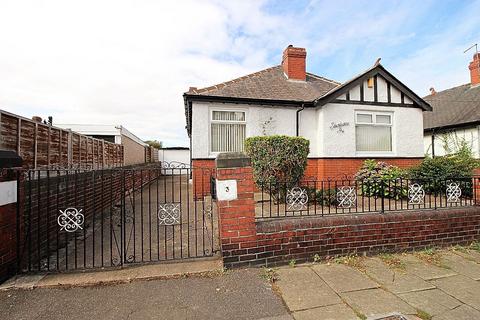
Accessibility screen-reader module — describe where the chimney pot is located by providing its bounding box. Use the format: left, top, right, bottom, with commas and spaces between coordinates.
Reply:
469, 53, 480, 86
282, 45, 307, 81
430, 87, 436, 95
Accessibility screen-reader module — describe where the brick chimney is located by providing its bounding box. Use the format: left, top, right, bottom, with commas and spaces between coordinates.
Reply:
469, 53, 480, 86
282, 45, 306, 81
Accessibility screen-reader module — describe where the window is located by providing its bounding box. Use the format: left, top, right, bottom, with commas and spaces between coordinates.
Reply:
210, 110, 246, 153
355, 111, 392, 152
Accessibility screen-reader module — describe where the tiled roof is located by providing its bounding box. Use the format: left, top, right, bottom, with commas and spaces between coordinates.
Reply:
423, 84, 480, 130
187, 65, 340, 102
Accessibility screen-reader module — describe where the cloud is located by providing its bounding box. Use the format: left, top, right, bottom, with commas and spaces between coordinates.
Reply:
0, 0, 479, 146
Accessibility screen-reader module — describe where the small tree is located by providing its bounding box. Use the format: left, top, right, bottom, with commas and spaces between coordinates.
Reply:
244, 135, 309, 200
144, 140, 163, 149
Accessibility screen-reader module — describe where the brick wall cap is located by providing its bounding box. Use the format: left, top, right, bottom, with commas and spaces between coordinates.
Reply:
216, 152, 251, 168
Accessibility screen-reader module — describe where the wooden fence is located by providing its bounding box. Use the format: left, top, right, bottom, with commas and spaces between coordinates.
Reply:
0, 110, 124, 169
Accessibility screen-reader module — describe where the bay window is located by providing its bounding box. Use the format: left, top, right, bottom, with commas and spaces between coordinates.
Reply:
210, 110, 246, 153
355, 111, 392, 152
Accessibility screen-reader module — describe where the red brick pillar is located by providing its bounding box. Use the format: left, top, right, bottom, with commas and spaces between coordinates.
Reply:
215, 153, 257, 268
0, 151, 22, 282
474, 174, 480, 205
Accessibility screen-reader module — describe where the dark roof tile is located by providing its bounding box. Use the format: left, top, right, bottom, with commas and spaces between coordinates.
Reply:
423, 84, 480, 129
188, 65, 340, 101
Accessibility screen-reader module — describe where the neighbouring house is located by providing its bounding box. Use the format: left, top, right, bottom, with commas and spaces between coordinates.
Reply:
423, 52, 480, 159
159, 147, 190, 166
184, 45, 432, 181
55, 123, 157, 165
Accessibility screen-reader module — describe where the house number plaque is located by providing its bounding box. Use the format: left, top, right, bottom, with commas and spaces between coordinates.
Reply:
216, 179, 238, 201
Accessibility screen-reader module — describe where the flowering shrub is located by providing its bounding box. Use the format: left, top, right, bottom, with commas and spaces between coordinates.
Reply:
354, 160, 407, 199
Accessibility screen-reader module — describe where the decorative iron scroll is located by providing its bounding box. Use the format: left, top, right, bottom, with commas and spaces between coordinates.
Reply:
161, 161, 190, 169
337, 186, 356, 208
408, 183, 425, 204
158, 203, 181, 225
446, 182, 461, 202
286, 187, 308, 211
58, 207, 84, 232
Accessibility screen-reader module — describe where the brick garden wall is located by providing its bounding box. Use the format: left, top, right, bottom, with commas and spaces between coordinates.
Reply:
216, 158, 480, 269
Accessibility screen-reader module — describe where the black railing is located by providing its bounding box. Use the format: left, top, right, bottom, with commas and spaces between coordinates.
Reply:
256, 176, 479, 219
14, 164, 218, 273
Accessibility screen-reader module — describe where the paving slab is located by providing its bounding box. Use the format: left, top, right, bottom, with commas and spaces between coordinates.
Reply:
341, 288, 417, 317
431, 275, 480, 310
276, 267, 341, 311
362, 258, 435, 294
292, 303, 359, 320
452, 249, 480, 264
441, 252, 480, 280
398, 289, 462, 316
433, 304, 480, 320
399, 255, 457, 280
312, 263, 379, 293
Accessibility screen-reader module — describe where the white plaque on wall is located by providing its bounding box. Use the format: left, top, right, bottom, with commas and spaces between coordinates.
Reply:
0, 181, 17, 206
216, 179, 238, 201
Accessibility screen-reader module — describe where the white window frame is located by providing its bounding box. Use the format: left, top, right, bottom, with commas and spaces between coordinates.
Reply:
354, 110, 395, 156
209, 108, 247, 155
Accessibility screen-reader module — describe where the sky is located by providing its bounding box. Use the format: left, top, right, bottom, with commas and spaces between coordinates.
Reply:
0, 0, 479, 147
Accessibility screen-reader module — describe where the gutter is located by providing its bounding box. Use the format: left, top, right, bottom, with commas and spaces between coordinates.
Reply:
296, 103, 305, 136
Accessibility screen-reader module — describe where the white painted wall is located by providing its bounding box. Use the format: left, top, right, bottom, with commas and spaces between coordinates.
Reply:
191, 93, 424, 158
424, 126, 480, 158
191, 101, 297, 158
320, 103, 424, 157
159, 149, 190, 165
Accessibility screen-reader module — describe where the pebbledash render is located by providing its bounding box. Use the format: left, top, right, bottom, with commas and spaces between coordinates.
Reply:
184, 45, 432, 180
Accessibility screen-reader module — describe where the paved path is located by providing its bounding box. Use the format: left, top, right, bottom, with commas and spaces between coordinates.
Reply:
274, 247, 480, 320
0, 269, 291, 320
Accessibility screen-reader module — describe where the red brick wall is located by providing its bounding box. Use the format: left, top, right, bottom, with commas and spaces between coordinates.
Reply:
217, 163, 480, 269
305, 158, 422, 181
192, 159, 216, 198
0, 171, 23, 282
217, 166, 257, 262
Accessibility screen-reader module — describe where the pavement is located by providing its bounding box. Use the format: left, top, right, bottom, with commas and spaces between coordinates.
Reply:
0, 268, 291, 320
274, 246, 480, 320
2, 246, 480, 320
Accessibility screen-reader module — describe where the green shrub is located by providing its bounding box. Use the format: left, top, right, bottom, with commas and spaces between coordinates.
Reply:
304, 187, 338, 206
409, 144, 478, 195
354, 160, 407, 199
245, 135, 309, 200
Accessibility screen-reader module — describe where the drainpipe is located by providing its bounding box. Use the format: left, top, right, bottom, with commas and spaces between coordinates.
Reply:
431, 129, 435, 158
296, 103, 305, 136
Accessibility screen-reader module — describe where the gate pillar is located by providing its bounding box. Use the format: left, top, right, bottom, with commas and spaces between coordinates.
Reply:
0, 151, 22, 282
215, 153, 257, 268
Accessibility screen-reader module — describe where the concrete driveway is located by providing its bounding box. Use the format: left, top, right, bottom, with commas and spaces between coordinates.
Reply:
274, 246, 480, 320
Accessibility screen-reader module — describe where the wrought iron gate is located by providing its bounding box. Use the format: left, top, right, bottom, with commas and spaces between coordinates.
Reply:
14, 163, 218, 273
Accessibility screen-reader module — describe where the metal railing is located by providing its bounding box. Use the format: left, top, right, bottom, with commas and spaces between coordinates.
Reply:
256, 176, 480, 219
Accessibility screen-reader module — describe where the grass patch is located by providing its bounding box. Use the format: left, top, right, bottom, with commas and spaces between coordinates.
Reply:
450, 244, 469, 253
470, 241, 480, 253
289, 259, 297, 268
379, 253, 406, 271
414, 248, 444, 267
416, 309, 433, 320
260, 267, 278, 283
334, 254, 364, 270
